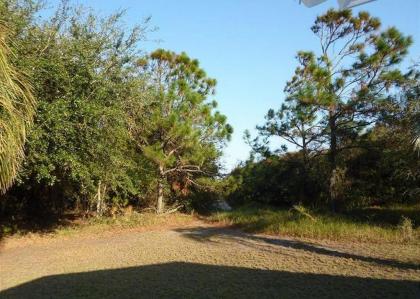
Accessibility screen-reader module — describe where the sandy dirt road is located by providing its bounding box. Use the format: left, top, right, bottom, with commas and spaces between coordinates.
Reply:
0, 222, 419, 298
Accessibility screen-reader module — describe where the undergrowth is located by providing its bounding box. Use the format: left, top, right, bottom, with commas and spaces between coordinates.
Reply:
210, 204, 420, 243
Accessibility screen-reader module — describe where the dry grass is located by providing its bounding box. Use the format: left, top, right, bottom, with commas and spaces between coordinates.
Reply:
1, 212, 197, 249
209, 205, 420, 244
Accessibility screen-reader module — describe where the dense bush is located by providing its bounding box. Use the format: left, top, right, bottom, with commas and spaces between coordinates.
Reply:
227, 124, 420, 210
0, 1, 230, 222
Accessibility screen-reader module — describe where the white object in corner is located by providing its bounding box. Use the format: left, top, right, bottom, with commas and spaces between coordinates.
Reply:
301, 0, 328, 7
338, 0, 376, 9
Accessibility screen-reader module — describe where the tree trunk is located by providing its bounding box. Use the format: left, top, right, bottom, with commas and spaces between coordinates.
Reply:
299, 135, 308, 204
156, 165, 165, 214
328, 112, 337, 169
328, 110, 338, 212
96, 180, 102, 217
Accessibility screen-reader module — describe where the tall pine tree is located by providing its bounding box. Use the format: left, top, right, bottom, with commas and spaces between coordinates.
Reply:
128, 49, 232, 213
285, 10, 412, 210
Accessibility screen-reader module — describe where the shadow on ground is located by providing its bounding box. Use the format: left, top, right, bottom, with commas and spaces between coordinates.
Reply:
175, 226, 420, 271
345, 206, 420, 228
0, 212, 79, 246
0, 262, 419, 299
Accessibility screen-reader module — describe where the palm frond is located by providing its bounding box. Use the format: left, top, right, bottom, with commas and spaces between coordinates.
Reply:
0, 23, 35, 192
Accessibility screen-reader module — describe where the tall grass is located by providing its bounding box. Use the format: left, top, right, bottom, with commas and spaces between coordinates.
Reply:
210, 204, 420, 243
52, 212, 196, 237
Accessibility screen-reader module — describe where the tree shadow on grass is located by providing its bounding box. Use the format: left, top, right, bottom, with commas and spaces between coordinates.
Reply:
0, 262, 419, 299
345, 206, 420, 228
0, 212, 80, 245
175, 227, 420, 271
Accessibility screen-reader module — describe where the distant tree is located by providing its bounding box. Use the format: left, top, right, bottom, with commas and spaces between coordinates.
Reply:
252, 90, 323, 202
0, 23, 35, 192
285, 9, 412, 210
128, 49, 232, 213
403, 65, 420, 152
256, 87, 324, 162
380, 63, 420, 153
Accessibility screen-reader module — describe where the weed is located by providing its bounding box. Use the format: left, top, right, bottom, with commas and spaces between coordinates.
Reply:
399, 216, 414, 242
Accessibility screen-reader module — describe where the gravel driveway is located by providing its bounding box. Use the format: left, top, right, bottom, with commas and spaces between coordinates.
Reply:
0, 222, 419, 298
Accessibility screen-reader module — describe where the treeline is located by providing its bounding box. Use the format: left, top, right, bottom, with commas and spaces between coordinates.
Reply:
0, 2, 419, 226
228, 9, 419, 211
0, 0, 231, 222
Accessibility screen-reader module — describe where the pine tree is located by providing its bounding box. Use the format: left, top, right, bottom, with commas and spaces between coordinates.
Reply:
253, 90, 324, 202
128, 49, 232, 213
286, 9, 412, 210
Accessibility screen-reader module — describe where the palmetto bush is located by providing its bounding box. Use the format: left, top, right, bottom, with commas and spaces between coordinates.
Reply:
0, 23, 35, 192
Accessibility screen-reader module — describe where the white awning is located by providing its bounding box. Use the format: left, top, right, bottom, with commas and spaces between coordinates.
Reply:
301, 0, 328, 7
301, 0, 376, 8
338, 0, 376, 9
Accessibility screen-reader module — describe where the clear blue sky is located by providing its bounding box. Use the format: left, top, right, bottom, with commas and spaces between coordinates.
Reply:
54, 0, 420, 170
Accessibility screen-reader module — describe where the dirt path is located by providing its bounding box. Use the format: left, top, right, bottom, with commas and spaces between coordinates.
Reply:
0, 222, 419, 298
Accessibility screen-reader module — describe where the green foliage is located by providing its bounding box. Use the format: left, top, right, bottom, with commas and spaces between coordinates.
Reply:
0, 1, 143, 215
6, 1, 151, 214
211, 204, 420, 243
0, 22, 35, 192
231, 117, 419, 210
401, 64, 420, 152
329, 167, 349, 210
240, 9, 418, 211
0, 2, 417, 234
285, 10, 412, 208
128, 49, 232, 212
0, 1, 232, 221
227, 154, 324, 207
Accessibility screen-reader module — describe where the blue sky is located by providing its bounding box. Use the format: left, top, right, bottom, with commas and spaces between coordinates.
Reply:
54, 0, 420, 170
